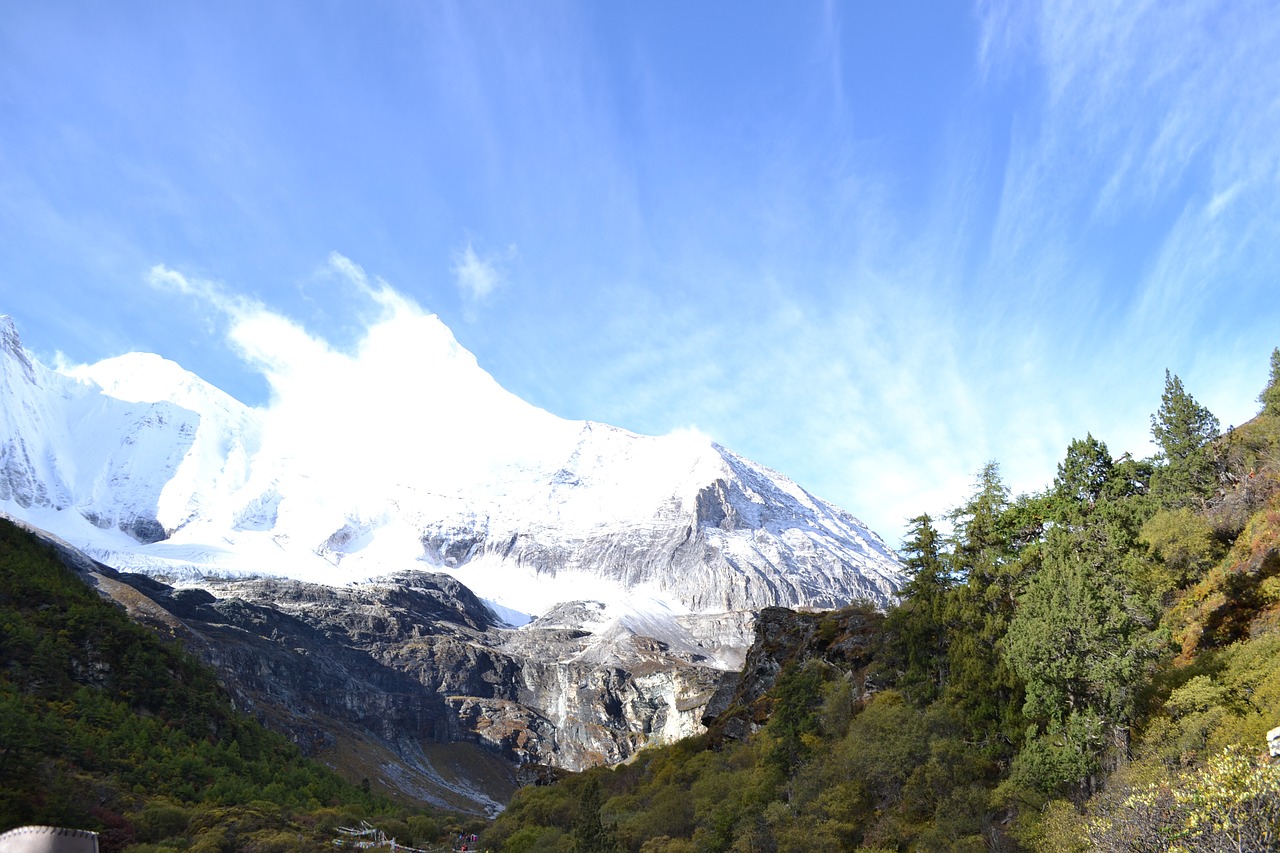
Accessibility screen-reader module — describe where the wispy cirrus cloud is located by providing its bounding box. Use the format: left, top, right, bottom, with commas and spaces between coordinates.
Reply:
968, 0, 1280, 414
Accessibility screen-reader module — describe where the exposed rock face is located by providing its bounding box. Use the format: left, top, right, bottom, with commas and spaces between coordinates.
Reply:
11, 518, 732, 812
486, 616, 724, 769
155, 572, 726, 786
702, 605, 884, 742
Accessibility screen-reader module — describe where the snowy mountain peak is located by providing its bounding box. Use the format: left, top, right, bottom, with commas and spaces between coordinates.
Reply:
0, 312, 903, 627
0, 315, 35, 385
69, 351, 223, 405
64, 352, 257, 440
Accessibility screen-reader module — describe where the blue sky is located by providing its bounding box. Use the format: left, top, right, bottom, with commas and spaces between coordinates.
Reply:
3, 1, 1279, 545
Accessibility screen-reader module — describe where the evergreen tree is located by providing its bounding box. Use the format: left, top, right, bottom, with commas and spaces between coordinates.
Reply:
941, 463, 1024, 747
1005, 527, 1153, 729
765, 661, 825, 770
1053, 434, 1113, 513
1003, 499, 1162, 800
1261, 346, 1280, 416
1100, 452, 1153, 503
948, 461, 1012, 577
882, 514, 950, 703
1151, 370, 1220, 461
572, 778, 620, 853
902, 512, 945, 582
1150, 370, 1220, 506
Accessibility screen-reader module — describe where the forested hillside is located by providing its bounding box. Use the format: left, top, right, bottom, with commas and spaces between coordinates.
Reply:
483, 351, 1280, 852
0, 519, 478, 852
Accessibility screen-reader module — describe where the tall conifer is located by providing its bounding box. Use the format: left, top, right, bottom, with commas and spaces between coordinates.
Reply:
1150, 370, 1220, 506
1260, 347, 1280, 416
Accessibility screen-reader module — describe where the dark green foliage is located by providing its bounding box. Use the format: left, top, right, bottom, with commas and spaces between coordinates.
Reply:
940, 462, 1026, 748
948, 460, 1014, 576
1008, 547, 1125, 724
571, 779, 620, 853
879, 514, 950, 704
1054, 433, 1113, 512
0, 519, 450, 847
1002, 519, 1164, 801
1260, 346, 1280, 416
763, 661, 824, 770
1151, 370, 1221, 462
1150, 370, 1221, 507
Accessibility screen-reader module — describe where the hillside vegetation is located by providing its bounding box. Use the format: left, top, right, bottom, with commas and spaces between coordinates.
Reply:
482, 350, 1280, 852
0, 519, 480, 852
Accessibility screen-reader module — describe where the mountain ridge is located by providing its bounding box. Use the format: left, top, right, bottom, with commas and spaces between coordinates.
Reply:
0, 311, 903, 624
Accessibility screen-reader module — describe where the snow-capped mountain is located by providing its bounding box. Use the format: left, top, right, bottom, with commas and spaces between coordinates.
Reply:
0, 312, 903, 625
1, 308, 904, 803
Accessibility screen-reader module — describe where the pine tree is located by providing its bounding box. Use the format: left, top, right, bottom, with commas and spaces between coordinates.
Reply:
1053, 434, 1113, 512
1150, 370, 1220, 506
948, 460, 1012, 583
902, 512, 945, 581
883, 514, 950, 703
1260, 347, 1280, 416
941, 463, 1024, 747
1003, 514, 1161, 799
1150, 370, 1219, 462
571, 778, 620, 853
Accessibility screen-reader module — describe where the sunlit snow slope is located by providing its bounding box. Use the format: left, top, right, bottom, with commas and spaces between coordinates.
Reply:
0, 312, 903, 625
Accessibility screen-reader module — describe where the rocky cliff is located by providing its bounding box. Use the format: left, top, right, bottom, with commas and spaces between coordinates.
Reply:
702, 604, 885, 743
15, 515, 735, 813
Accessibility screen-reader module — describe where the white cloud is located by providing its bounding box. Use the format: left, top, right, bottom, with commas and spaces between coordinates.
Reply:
146, 264, 260, 337
324, 252, 418, 320
452, 242, 509, 305
326, 251, 375, 297
152, 259, 573, 506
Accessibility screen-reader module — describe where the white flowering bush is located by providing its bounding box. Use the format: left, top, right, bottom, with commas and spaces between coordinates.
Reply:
1087, 746, 1280, 852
